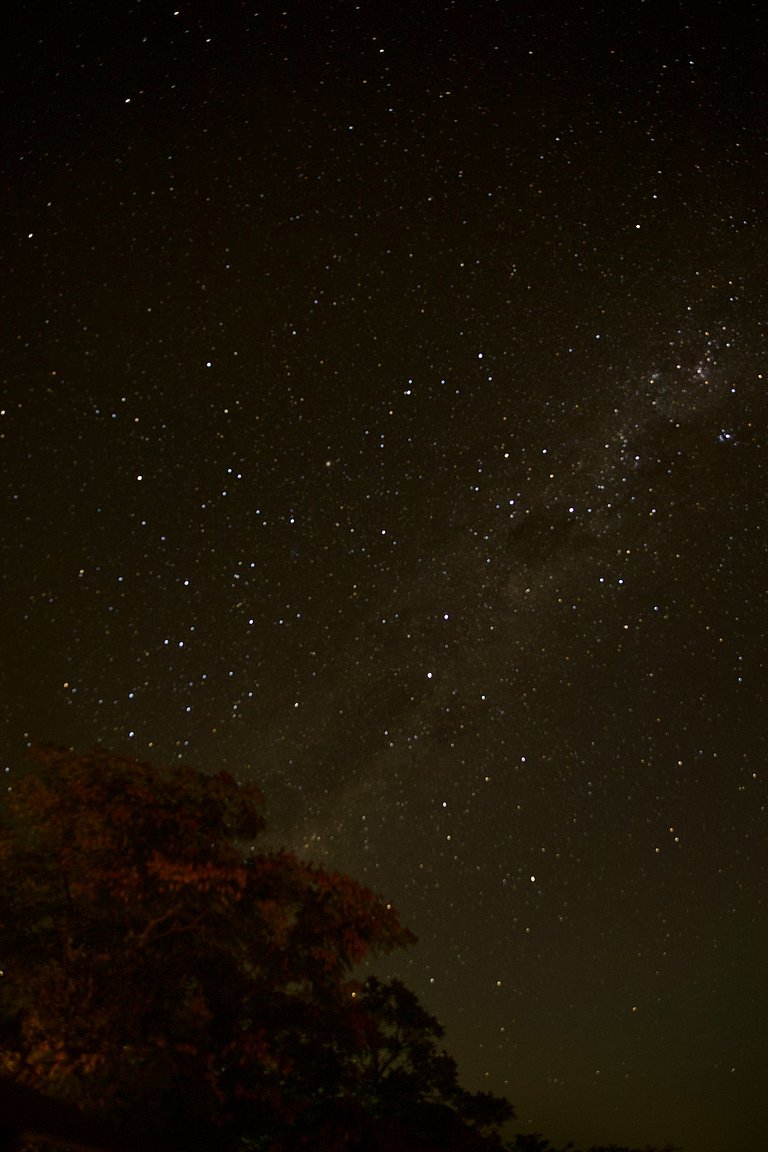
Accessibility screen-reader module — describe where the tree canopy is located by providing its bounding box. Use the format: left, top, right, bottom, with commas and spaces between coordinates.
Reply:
0, 746, 512, 1152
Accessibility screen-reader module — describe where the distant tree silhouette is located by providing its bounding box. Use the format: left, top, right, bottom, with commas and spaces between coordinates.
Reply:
506, 1135, 680, 1152
274, 974, 515, 1150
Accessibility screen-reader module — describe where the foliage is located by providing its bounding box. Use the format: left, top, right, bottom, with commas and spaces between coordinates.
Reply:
348, 977, 513, 1128
0, 746, 511, 1152
270, 974, 515, 1150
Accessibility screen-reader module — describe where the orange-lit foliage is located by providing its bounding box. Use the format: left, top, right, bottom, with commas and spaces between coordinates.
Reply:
0, 745, 416, 1148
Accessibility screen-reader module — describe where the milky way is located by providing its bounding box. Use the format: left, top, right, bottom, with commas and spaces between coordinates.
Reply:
2, 3, 767, 1149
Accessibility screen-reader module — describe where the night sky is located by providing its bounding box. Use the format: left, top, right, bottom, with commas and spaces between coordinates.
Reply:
2, 2, 767, 1149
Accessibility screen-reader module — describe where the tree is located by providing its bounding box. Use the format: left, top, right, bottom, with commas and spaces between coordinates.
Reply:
273, 975, 515, 1151
351, 977, 513, 1134
0, 746, 512, 1152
